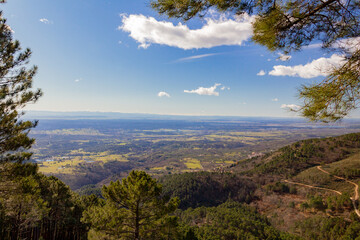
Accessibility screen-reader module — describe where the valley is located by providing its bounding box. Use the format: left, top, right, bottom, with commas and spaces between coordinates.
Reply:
29, 117, 360, 190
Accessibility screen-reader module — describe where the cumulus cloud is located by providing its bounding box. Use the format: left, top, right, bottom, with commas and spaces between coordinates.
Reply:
158, 91, 170, 97
335, 37, 360, 53
272, 98, 279, 102
39, 18, 52, 24
119, 14, 254, 49
269, 54, 345, 78
306, 37, 360, 52
281, 104, 301, 111
184, 83, 226, 96
257, 70, 266, 76
278, 53, 291, 61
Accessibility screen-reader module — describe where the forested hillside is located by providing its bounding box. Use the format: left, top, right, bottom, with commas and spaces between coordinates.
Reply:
233, 132, 360, 178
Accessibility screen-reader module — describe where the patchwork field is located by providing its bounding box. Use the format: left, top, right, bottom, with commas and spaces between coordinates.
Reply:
29, 118, 360, 189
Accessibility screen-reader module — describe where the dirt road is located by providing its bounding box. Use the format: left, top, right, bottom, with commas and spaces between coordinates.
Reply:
284, 180, 342, 195
317, 166, 360, 217
284, 165, 360, 217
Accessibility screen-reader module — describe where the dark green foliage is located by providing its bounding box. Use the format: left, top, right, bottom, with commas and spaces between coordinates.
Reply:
295, 216, 360, 240
0, 163, 46, 239
266, 182, 290, 194
333, 167, 360, 179
0, 4, 88, 238
307, 195, 326, 211
37, 175, 88, 240
76, 184, 103, 198
326, 193, 352, 212
0, 163, 88, 240
151, 0, 254, 20
160, 171, 256, 209
83, 170, 179, 239
177, 201, 296, 240
0, 10, 42, 163
246, 133, 360, 178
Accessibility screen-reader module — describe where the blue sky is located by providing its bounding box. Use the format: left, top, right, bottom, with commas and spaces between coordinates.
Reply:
2, 0, 357, 118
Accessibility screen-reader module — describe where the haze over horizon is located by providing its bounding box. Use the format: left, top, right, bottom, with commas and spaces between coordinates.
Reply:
3, 0, 360, 118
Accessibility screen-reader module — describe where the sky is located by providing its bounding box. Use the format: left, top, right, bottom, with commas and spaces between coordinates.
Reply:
2, 0, 358, 118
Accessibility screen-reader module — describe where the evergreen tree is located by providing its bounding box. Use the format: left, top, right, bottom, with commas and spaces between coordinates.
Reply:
0, 9, 42, 163
151, 0, 360, 122
0, 163, 47, 240
83, 170, 179, 240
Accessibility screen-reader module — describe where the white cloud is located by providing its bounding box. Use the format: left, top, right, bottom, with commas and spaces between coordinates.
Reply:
278, 52, 291, 61
220, 86, 230, 90
39, 18, 52, 24
272, 98, 279, 102
306, 37, 360, 52
184, 83, 223, 96
176, 53, 218, 62
305, 43, 322, 49
257, 70, 266, 76
269, 54, 345, 78
75, 78, 82, 82
281, 104, 301, 111
335, 37, 360, 53
119, 14, 254, 50
158, 91, 170, 97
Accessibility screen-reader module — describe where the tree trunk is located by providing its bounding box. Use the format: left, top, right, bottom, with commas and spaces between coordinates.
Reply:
135, 200, 140, 240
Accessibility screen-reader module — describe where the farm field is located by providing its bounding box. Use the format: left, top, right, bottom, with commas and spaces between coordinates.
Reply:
29, 117, 360, 189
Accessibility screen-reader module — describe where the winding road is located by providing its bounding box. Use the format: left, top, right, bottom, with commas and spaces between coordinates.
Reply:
317, 166, 360, 217
284, 179, 342, 195
284, 165, 360, 217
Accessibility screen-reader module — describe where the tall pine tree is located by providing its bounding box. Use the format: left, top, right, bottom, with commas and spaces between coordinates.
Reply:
83, 170, 179, 240
0, 9, 42, 163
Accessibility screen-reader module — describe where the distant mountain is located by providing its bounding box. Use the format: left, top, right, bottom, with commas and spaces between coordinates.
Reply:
24, 110, 311, 121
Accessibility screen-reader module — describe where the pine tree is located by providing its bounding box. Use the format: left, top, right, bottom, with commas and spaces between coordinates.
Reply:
0, 10, 42, 163
83, 170, 179, 240
0, 5, 44, 239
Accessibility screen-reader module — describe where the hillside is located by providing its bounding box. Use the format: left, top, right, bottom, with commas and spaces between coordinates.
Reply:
232, 132, 360, 179
229, 132, 360, 237
159, 172, 256, 209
